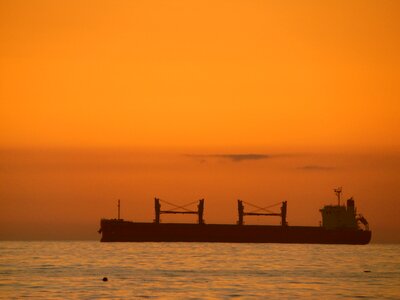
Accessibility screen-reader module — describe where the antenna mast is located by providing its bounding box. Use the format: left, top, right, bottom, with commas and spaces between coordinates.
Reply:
118, 199, 120, 220
334, 187, 342, 206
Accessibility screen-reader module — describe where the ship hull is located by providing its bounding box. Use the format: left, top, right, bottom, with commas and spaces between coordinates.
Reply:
99, 220, 371, 244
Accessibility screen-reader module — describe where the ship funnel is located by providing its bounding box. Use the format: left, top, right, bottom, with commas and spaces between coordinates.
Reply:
347, 198, 355, 207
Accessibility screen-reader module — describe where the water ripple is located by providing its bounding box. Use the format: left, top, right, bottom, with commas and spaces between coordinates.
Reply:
0, 242, 399, 299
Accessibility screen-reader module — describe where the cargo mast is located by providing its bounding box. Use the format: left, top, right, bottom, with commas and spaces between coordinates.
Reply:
154, 198, 205, 224
237, 200, 287, 226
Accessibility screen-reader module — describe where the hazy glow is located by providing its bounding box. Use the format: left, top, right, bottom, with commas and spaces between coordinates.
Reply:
0, 149, 399, 242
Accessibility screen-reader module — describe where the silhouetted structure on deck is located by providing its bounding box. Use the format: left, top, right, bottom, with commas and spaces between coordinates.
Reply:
154, 198, 204, 225
237, 200, 287, 226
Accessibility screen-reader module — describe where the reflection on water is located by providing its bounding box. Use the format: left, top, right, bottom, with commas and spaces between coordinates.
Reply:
0, 242, 399, 299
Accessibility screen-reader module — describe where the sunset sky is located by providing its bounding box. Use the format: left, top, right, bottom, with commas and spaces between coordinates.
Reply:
0, 0, 399, 242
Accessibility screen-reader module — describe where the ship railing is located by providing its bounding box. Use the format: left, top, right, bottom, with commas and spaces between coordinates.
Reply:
357, 214, 369, 231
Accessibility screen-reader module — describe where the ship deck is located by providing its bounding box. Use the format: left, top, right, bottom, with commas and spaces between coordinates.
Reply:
99, 219, 371, 244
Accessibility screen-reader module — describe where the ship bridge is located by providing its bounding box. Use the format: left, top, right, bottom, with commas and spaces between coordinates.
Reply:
320, 188, 369, 230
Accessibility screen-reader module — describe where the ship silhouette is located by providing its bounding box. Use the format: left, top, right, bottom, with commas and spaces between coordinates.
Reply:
99, 188, 371, 244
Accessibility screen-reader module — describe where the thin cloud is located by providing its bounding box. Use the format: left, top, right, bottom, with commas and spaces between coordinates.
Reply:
186, 153, 271, 162
298, 165, 334, 171
212, 154, 270, 162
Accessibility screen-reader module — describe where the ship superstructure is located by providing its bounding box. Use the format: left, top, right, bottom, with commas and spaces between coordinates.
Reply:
320, 188, 369, 230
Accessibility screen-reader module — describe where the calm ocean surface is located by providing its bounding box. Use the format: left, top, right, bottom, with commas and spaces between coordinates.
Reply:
0, 242, 399, 299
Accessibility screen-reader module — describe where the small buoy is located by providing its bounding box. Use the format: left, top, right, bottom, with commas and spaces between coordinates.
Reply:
102, 277, 108, 281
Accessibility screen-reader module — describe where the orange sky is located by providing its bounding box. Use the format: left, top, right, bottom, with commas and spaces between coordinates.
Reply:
0, 0, 399, 241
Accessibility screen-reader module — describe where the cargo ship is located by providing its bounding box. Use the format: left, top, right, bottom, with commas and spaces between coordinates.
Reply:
99, 188, 371, 244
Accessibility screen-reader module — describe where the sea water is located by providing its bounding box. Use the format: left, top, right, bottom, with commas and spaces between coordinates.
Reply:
0, 242, 399, 299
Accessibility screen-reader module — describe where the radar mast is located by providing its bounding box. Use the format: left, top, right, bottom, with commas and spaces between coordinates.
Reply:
334, 187, 342, 206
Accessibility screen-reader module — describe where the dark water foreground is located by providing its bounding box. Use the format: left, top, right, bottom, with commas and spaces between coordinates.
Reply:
0, 242, 399, 299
